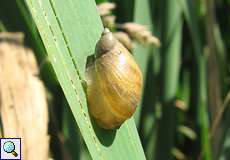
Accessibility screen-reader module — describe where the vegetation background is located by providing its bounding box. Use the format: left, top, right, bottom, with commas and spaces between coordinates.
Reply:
0, 0, 230, 160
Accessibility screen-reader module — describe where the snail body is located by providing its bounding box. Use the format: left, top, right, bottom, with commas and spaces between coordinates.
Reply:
86, 28, 143, 129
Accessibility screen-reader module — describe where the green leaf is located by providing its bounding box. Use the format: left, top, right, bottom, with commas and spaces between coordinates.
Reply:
132, 0, 158, 159
178, 0, 212, 159
25, 0, 145, 159
133, 0, 153, 126
154, 0, 183, 159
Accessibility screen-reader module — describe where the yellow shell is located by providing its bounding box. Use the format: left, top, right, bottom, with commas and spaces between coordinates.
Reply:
86, 28, 143, 129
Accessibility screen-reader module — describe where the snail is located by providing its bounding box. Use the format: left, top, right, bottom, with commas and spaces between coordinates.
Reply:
86, 28, 143, 129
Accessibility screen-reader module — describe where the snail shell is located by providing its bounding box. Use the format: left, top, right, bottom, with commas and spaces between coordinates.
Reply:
86, 28, 143, 129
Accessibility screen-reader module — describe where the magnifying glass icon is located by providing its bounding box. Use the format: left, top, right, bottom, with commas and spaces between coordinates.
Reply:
3, 141, 18, 157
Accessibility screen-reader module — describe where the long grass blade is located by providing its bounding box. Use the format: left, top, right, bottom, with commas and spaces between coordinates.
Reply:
179, 0, 212, 159
154, 0, 183, 159
25, 0, 145, 159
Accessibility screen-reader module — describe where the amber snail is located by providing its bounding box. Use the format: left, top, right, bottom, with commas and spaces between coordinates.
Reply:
86, 28, 143, 129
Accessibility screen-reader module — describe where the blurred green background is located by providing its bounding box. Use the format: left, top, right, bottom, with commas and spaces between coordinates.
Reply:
0, 0, 230, 160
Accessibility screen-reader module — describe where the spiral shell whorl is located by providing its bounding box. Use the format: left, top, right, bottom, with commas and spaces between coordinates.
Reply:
95, 28, 117, 57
